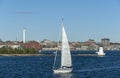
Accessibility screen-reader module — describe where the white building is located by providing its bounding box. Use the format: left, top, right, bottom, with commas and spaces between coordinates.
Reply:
10, 45, 22, 49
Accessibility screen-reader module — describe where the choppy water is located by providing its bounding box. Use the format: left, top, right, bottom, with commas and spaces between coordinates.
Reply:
0, 51, 120, 78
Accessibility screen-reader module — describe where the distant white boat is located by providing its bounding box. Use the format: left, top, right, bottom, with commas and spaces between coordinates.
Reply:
53, 19, 72, 73
96, 47, 105, 56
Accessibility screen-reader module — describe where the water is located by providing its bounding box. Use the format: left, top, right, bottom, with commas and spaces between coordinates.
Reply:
0, 51, 120, 78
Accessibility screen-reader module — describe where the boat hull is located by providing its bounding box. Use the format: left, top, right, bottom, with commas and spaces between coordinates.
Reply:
97, 52, 105, 56
53, 69, 72, 73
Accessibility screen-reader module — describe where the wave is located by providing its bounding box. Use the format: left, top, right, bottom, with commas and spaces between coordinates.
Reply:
74, 66, 120, 72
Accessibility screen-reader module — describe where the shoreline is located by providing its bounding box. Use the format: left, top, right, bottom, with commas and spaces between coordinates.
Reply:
0, 54, 44, 56
0, 54, 99, 56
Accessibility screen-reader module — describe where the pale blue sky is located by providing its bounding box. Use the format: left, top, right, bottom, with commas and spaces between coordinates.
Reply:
0, 0, 120, 42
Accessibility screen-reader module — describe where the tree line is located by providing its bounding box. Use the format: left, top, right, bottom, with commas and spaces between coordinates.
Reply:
0, 47, 37, 54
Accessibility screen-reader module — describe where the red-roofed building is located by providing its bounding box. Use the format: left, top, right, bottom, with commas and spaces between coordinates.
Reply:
23, 41, 42, 52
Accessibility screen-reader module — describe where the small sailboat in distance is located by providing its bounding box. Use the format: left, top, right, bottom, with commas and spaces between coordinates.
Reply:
96, 47, 105, 56
53, 19, 72, 73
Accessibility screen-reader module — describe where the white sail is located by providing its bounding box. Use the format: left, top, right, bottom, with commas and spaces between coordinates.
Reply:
61, 23, 72, 67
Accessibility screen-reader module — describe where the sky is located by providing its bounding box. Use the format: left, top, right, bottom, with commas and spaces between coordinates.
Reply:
0, 0, 120, 42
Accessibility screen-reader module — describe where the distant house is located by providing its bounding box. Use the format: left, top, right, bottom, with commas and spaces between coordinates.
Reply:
10, 45, 22, 49
80, 46, 89, 51
23, 41, 42, 52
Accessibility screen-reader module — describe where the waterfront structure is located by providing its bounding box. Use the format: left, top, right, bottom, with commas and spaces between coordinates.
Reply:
96, 47, 105, 56
101, 38, 110, 49
23, 41, 42, 52
108, 43, 120, 50
1, 37, 120, 51
11, 45, 22, 49
80, 45, 89, 51
23, 28, 26, 43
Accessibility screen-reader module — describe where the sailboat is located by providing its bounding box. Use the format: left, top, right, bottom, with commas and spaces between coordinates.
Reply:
96, 47, 105, 56
53, 19, 72, 73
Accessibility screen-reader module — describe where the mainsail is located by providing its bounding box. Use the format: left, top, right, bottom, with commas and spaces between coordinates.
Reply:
61, 22, 72, 67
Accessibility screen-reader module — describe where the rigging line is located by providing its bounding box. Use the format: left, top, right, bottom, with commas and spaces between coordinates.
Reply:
52, 19, 62, 69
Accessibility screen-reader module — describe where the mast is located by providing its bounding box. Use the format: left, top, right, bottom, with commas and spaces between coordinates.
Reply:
61, 18, 64, 67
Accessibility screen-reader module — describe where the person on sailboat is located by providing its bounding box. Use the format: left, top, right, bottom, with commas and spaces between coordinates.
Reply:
62, 66, 72, 69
